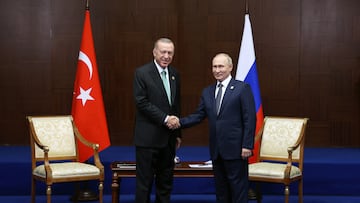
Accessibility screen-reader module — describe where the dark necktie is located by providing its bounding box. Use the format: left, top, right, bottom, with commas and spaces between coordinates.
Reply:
215, 83, 223, 115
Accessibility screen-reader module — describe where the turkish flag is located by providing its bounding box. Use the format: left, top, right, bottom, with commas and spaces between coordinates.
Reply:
71, 9, 110, 162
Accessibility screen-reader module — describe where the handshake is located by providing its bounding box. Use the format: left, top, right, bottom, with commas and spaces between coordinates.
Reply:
166, 115, 180, 130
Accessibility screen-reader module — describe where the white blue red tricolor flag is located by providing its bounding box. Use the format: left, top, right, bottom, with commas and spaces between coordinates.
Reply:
235, 14, 264, 164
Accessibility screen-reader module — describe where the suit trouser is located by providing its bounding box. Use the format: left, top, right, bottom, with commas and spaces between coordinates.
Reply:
213, 156, 249, 203
135, 146, 175, 203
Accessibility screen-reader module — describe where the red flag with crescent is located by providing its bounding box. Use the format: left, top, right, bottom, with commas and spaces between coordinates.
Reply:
71, 9, 110, 162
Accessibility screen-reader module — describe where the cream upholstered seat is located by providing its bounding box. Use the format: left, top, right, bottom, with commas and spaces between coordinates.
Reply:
27, 115, 104, 203
249, 116, 308, 203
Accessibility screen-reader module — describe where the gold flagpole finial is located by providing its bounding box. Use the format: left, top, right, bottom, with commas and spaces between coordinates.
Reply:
245, 0, 249, 14
85, 0, 90, 10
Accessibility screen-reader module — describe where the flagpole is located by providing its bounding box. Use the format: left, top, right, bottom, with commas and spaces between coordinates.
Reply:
241, 1, 262, 200
71, 2, 99, 201
245, 0, 249, 14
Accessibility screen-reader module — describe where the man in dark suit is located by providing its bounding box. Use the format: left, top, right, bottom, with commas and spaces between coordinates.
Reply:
133, 38, 181, 203
169, 53, 256, 203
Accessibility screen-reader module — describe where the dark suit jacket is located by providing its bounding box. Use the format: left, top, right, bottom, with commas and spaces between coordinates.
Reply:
180, 78, 256, 160
133, 61, 181, 148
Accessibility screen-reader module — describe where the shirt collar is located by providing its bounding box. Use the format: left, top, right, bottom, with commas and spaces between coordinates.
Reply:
217, 75, 232, 89
154, 59, 168, 75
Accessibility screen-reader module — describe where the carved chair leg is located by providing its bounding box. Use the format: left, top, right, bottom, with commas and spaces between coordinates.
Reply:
284, 185, 290, 203
99, 181, 104, 203
46, 185, 52, 203
298, 179, 303, 203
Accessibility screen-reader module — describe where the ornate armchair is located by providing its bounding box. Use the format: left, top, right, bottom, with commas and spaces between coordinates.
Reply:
27, 115, 104, 203
249, 116, 309, 203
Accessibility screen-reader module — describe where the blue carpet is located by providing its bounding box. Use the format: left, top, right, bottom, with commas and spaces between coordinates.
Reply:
1, 146, 360, 202
1, 195, 360, 203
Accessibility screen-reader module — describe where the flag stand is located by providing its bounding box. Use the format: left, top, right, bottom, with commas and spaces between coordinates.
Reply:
70, 160, 98, 201
70, 181, 99, 202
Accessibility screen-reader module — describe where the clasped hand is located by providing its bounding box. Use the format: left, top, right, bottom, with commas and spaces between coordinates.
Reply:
166, 115, 180, 129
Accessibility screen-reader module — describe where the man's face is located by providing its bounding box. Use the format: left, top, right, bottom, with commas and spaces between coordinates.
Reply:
212, 55, 233, 82
153, 41, 174, 68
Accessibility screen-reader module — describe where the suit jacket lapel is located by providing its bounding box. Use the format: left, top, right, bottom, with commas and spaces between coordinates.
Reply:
210, 84, 217, 115
150, 64, 168, 100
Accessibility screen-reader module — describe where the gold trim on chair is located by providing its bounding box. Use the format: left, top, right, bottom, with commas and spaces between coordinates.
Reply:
27, 115, 104, 203
249, 116, 309, 203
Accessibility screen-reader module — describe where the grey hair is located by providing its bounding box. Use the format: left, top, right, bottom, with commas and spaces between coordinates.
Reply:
214, 53, 233, 66
154, 38, 174, 49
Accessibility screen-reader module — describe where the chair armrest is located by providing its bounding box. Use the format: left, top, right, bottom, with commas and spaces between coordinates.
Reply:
41, 146, 53, 180
287, 121, 306, 159
285, 141, 300, 176
284, 146, 297, 179
285, 122, 307, 178
254, 124, 264, 143
92, 144, 104, 171
72, 123, 97, 148
72, 121, 104, 170
34, 143, 52, 179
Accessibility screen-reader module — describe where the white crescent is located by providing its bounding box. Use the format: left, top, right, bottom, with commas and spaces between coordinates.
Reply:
78, 51, 93, 80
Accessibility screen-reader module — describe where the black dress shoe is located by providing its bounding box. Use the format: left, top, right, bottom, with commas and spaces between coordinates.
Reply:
248, 188, 258, 200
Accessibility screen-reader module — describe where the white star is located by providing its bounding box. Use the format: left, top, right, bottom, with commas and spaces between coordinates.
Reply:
76, 87, 95, 106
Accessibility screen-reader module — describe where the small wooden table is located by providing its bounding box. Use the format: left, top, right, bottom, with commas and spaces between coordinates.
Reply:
111, 161, 214, 203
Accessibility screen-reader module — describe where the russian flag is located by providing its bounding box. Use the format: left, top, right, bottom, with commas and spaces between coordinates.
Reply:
235, 14, 264, 164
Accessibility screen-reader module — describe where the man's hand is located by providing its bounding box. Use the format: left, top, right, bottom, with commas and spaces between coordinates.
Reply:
241, 148, 253, 160
166, 115, 180, 129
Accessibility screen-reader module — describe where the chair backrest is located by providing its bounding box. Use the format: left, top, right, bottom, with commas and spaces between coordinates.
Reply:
28, 115, 78, 161
259, 116, 308, 165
